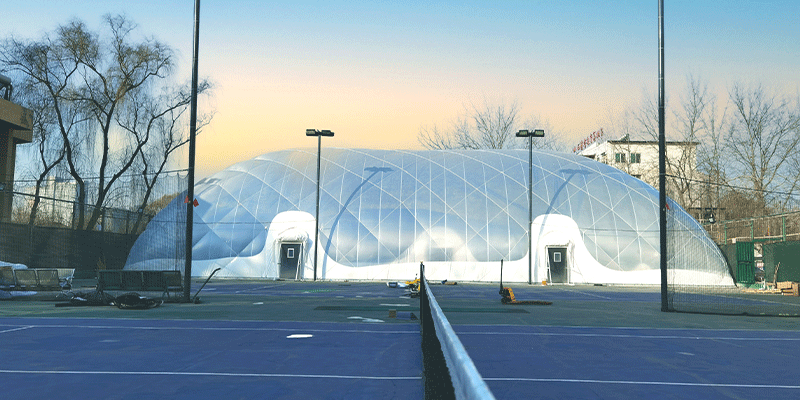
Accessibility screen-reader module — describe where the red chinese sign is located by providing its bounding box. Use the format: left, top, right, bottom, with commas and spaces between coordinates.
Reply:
573, 128, 604, 153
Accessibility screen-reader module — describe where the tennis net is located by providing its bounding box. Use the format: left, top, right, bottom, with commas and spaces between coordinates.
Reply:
419, 262, 496, 400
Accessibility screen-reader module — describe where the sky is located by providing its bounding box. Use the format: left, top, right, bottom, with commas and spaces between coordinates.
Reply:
2, 0, 799, 179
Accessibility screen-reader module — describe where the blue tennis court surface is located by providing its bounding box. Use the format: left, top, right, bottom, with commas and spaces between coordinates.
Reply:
3, 279, 800, 399
0, 318, 422, 399
456, 324, 800, 398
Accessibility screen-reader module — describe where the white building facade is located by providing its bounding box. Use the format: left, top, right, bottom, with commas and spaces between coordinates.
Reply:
577, 138, 698, 189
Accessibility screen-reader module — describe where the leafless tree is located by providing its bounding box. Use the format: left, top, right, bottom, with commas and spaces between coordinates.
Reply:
628, 86, 700, 209
418, 99, 562, 151
14, 82, 70, 225
668, 76, 709, 209
694, 83, 730, 220
726, 83, 800, 214
1, 15, 213, 230
118, 83, 212, 233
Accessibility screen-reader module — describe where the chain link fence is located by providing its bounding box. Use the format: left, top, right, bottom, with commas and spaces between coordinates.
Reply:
0, 171, 187, 279
667, 179, 800, 316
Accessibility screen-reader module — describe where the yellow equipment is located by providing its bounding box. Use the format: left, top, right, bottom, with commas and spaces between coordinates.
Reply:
499, 260, 552, 306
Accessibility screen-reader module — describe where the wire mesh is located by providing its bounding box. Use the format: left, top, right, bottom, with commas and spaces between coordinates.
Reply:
666, 180, 800, 316
0, 171, 187, 279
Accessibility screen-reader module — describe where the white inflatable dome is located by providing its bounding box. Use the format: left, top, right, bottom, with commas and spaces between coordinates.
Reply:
125, 148, 733, 285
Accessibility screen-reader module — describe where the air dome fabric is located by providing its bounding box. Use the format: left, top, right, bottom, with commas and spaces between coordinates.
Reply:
125, 148, 732, 285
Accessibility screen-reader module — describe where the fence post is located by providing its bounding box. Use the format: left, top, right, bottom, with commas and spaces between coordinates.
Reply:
724, 223, 727, 244
782, 216, 786, 242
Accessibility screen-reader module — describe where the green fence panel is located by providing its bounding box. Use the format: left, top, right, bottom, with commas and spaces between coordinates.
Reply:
763, 242, 800, 283
735, 241, 755, 284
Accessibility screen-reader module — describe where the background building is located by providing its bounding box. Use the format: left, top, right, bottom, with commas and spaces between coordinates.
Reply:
0, 74, 32, 222
578, 137, 698, 187
576, 131, 708, 221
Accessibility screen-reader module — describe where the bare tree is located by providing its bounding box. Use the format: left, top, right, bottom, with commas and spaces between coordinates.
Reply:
14, 82, 71, 225
668, 76, 708, 209
418, 99, 561, 151
695, 83, 729, 221
624, 79, 717, 211
1, 15, 213, 230
726, 83, 800, 214
118, 83, 212, 233
628, 87, 698, 208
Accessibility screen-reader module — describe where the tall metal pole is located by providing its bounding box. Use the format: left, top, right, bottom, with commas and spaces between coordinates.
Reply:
658, 0, 669, 311
527, 135, 533, 285
313, 135, 321, 281
184, 0, 200, 302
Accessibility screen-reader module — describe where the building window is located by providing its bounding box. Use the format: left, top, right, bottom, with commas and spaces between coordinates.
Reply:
630, 153, 641, 163
615, 153, 626, 163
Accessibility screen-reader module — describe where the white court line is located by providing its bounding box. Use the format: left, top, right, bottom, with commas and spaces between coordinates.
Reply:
0, 369, 420, 381
483, 377, 800, 390
0, 323, 416, 335
0, 326, 34, 334
233, 283, 288, 293
552, 286, 613, 300
456, 331, 800, 341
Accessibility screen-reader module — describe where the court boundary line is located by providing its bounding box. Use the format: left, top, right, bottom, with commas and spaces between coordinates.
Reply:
0, 369, 420, 381
550, 286, 614, 300
0, 326, 34, 334
448, 323, 800, 334
483, 377, 800, 390
0, 323, 417, 335
456, 331, 800, 341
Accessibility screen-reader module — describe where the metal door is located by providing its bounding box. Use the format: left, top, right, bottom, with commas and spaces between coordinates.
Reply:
548, 247, 568, 283
280, 243, 302, 279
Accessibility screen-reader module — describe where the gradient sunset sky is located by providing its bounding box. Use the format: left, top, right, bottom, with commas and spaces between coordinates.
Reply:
3, 1, 799, 178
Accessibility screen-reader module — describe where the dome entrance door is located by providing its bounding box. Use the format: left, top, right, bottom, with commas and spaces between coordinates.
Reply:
280, 243, 302, 279
547, 247, 568, 283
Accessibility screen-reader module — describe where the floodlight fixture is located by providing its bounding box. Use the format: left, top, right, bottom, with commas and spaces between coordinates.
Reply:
306, 129, 335, 137
516, 129, 545, 138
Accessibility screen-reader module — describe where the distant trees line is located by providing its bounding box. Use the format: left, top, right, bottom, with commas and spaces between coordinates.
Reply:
613, 76, 800, 221
420, 78, 800, 222
0, 14, 213, 230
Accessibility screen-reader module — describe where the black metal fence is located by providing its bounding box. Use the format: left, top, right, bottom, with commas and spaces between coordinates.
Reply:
0, 171, 187, 279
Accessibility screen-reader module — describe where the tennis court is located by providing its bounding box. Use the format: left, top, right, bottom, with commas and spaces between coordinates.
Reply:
2, 279, 800, 399
0, 317, 422, 399
426, 282, 800, 399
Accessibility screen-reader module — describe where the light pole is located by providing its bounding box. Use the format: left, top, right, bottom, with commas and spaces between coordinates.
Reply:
184, 0, 201, 302
306, 129, 334, 281
516, 129, 544, 284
